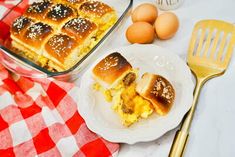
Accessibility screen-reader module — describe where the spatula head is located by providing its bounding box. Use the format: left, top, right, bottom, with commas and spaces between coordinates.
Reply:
187, 20, 235, 73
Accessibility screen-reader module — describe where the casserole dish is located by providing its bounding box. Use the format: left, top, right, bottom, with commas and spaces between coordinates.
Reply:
0, 0, 133, 80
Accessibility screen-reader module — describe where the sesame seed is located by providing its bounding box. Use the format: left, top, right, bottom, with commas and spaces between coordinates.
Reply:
98, 55, 119, 71
26, 22, 52, 40
63, 18, 96, 39
47, 34, 75, 56
12, 16, 31, 33
80, 1, 112, 16
47, 4, 73, 21
27, 1, 51, 14
151, 77, 174, 104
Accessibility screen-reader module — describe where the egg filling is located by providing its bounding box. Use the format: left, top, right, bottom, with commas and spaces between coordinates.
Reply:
113, 83, 153, 126
93, 72, 153, 126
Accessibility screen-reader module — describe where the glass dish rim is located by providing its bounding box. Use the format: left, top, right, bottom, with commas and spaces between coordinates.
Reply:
0, 0, 133, 77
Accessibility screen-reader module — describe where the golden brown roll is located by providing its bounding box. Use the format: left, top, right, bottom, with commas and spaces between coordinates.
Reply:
60, 0, 86, 8
62, 17, 97, 42
23, 22, 53, 54
10, 16, 33, 37
92, 52, 135, 88
44, 34, 80, 70
24, 1, 52, 21
79, 0, 113, 18
11, 21, 54, 56
136, 73, 175, 115
44, 4, 77, 29
79, 1, 117, 31
10, 0, 117, 72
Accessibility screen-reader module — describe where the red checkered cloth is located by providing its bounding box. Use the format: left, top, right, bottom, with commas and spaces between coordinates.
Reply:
0, 64, 119, 156
0, 0, 119, 157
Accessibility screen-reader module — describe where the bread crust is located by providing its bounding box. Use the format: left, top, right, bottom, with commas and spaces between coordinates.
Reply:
136, 73, 175, 115
62, 18, 97, 42
24, 1, 52, 20
92, 52, 132, 87
23, 22, 53, 50
60, 0, 85, 7
44, 34, 78, 63
11, 16, 33, 35
79, 1, 114, 17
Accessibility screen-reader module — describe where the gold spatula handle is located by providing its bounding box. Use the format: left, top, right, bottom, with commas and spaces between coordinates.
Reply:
169, 130, 189, 157
169, 78, 205, 157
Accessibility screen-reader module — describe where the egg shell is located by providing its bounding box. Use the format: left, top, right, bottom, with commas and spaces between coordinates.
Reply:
126, 22, 155, 44
132, 3, 158, 24
154, 12, 179, 40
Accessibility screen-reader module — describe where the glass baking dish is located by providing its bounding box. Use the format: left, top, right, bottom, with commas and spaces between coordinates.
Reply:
0, 0, 133, 81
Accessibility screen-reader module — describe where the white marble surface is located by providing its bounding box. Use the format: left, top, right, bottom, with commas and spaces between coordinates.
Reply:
1, 0, 235, 156
77, 0, 235, 156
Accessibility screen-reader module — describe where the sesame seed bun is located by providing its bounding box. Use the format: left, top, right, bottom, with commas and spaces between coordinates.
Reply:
136, 73, 175, 115
62, 18, 97, 42
24, 1, 52, 21
92, 52, 134, 88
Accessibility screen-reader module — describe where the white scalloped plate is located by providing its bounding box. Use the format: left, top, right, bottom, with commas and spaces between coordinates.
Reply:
78, 44, 194, 144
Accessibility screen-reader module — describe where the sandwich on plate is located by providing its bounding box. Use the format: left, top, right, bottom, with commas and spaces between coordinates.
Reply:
92, 52, 175, 126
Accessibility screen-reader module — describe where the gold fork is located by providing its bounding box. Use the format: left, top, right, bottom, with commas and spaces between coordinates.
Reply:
169, 20, 235, 157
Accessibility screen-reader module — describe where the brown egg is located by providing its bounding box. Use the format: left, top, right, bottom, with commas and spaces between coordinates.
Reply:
154, 12, 179, 40
132, 3, 158, 24
126, 22, 155, 44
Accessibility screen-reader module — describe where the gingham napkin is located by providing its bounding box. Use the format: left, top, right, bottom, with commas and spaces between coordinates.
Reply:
0, 0, 119, 156
0, 64, 119, 156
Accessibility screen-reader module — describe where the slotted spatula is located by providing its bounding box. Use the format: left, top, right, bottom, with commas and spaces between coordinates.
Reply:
169, 20, 235, 157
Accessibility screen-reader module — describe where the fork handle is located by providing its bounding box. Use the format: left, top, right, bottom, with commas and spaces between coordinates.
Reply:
169, 130, 189, 157
169, 78, 205, 157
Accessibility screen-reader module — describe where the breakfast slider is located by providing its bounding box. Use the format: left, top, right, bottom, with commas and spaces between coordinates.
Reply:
24, 1, 53, 21
11, 18, 54, 67
44, 4, 77, 30
10, 16, 33, 39
11, 22, 54, 55
44, 34, 80, 71
59, 0, 86, 8
79, 0, 117, 32
92, 53, 153, 126
62, 17, 98, 53
92, 52, 137, 90
136, 73, 175, 115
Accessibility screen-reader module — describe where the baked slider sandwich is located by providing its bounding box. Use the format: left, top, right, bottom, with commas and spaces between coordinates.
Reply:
79, 0, 117, 33
136, 73, 175, 115
92, 52, 153, 126
10, 16, 33, 44
59, 0, 86, 8
92, 52, 137, 97
44, 34, 80, 71
62, 18, 98, 54
11, 18, 54, 67
44, 4, 77, 30
24, 1, 53, 21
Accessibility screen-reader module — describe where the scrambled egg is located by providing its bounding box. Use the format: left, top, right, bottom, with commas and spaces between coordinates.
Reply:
93, 83, 112, 102
113, 83, 153, 126
93, 82, 153, 126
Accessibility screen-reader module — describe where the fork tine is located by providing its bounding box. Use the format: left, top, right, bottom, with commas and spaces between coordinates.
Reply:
217, 32, 228, 61
195, 28, 206, 56
210, 30, 221, 59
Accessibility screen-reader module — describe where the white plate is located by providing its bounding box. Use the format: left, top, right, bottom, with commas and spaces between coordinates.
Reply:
78, 44, 194, 144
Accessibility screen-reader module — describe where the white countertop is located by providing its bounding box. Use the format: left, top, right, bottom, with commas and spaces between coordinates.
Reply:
1, 0, 235, 156
84, 0, 235, 156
